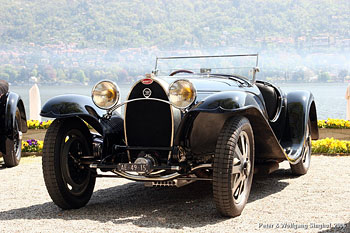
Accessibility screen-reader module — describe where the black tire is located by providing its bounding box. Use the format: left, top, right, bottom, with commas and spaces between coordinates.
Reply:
3, 107, 22, 167
213, 116, 254, 217
290, 120, 311, 175
42, 118, 96, 209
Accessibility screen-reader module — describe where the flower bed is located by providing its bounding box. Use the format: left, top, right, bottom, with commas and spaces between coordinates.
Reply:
23, 119, 350, 155
20, 137, 349, 156
312, 137, 350, 154
27, 120, 53, 129
22, 139, 43, 152
28, 118, 350, 130
27, 120, 92, 129
318, 118, 350, 129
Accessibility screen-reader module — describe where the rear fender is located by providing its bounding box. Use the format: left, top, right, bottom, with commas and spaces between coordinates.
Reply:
175, 91, 287, 160
40, 94, 107, 135
282, 91, 319, 163
4, 92, 28, 136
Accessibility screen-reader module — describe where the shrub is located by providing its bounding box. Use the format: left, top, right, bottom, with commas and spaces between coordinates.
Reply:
312, 138, 350, 154
22, 139, 43, 152
27, 120, 53, 129
318, 119, 350, 129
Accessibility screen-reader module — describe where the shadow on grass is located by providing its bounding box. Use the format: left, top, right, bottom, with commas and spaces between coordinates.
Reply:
0, 168, 292, 229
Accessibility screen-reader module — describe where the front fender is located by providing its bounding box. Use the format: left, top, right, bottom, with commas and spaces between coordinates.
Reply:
193, 91, 266, 114
4, 92, 27, 136
40, 94, 106, 134
175, 91, 287, 161
174, 91, 263, 147
282, 91, 319, 163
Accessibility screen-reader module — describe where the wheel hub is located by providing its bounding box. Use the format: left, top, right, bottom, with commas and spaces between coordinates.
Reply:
61, 135, 91, 196
243, 159, 251, 177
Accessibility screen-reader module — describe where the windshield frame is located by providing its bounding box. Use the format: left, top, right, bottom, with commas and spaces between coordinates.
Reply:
153, 54, 259, 83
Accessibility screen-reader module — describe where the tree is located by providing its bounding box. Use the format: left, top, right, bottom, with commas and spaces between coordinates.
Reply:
0, 72, 10, 81
291, 69, 304, 82
18, 67, 29, 82
71, 70, 88, 83
43, 65, 57, 82
56, 69, 67, 81
338, 69, 348, 82
318, 72, 330, 82
30, 68, 38, 78
3, 65, 18, 83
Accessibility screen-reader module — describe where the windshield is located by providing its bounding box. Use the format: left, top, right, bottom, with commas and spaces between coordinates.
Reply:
154, 54, 259, 81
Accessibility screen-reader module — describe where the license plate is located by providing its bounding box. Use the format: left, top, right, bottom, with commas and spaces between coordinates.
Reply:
117, 163, 151, 173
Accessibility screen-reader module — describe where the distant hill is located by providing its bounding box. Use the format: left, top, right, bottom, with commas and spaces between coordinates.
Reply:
1, 0, 349, 49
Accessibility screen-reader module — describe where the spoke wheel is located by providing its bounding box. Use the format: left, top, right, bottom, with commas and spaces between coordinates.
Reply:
4, 108, 22, 167
213, 116, 254, 217
61, 131, 91, 196
42, 118, 96, 209
291, 119, 312, 175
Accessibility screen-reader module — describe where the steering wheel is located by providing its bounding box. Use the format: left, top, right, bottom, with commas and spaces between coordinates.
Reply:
169, 69, 194, 76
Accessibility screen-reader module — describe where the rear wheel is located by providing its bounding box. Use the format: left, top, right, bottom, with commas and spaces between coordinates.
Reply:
290, 120, 311, 175
4, 107, 22, 167
213, 116, 254, 217
42, 118, 96, 209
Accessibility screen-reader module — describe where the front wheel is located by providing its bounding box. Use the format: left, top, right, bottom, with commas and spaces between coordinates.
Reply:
3, 107, 22, 167
42, 118, 96, 209
213, 116, 254, 217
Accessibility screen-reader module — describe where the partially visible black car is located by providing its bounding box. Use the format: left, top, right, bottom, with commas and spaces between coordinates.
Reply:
40, 54, 318, 217
0, 80, 27, 167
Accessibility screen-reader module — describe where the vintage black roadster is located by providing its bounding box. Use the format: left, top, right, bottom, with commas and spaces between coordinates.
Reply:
0, 80, 28, 167
41, 54, 318, 217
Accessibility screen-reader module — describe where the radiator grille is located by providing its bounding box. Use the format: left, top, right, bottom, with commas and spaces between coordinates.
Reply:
124, 80, 172, 159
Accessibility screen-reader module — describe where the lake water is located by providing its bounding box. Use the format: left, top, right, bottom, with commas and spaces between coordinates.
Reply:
10, 82, 348, 120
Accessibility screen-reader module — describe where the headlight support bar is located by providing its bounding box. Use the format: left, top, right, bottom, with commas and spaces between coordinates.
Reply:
105, 97, 182, 118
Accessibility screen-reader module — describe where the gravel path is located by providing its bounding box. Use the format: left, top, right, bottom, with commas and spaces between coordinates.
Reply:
0, 156, 349, 233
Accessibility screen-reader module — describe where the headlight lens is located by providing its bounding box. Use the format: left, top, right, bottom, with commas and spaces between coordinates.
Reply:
168, 80, 196, 109
92, 80, 120, 109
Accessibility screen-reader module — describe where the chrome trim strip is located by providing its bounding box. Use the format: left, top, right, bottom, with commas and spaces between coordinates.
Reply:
270, 95, 284, 123
123, 80, 140, 162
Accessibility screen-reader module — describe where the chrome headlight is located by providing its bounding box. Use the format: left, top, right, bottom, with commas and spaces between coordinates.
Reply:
168, 79, 196, 109
92, 80, 120, 110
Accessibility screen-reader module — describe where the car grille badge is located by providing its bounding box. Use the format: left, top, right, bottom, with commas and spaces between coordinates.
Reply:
141, 78, 153, 85
143, 88, 152, 98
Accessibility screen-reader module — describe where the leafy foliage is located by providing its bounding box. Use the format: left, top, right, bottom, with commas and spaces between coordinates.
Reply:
1, 1, 349, 84
312, 138, 350, 154
1, 0, 349, 49
27, 120, 53, 129
318, 119, 350, 129
22, 139, 43, 152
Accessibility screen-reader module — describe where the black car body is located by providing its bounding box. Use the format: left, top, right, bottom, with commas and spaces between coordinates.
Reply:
40, 54, 318, 216
0, 83, 27, 167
